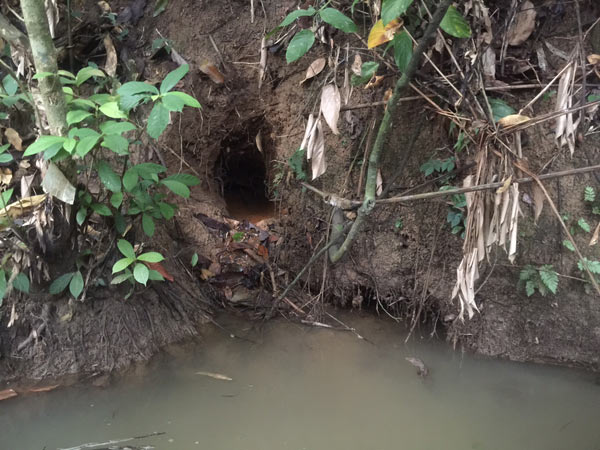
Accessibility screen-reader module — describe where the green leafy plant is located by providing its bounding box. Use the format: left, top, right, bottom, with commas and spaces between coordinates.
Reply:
111, 239, 165, 287
288, 148, 307, 181
519, 264, 559, 297
583, 186, 600, 215
420, 157, 455, 177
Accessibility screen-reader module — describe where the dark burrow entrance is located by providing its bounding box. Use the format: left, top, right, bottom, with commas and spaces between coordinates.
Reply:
215, 123, 274, 223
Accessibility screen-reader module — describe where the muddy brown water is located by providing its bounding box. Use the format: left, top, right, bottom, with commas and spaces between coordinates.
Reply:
1, 313, 600, 450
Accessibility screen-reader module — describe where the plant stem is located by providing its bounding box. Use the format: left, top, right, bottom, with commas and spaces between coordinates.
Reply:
329, 0, 453, 263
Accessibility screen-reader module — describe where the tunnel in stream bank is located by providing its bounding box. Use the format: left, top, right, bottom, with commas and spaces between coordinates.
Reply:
215, 122, 274, 223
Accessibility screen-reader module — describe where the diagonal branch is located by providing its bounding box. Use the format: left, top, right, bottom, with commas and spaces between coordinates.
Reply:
329, 0, 454, 263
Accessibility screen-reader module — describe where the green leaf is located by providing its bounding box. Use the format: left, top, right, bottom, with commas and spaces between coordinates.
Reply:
63, 138, 77, 154
2, 74, 18, 96
578, 258, 600, 274
133, 263, 149, 285
158, 202, 175, 219
286, 29, 316, 64
118, 81, 159, 97
191, 253, 199, 267
76, 207, 87, 225
76, 133, 101, 157
393, 31, 412, 72
162, 92, 185, 112
163, 173, 200, 186
100, 101, 128, 119
91, 203, 112, 216
117, 239, 136, 259
539, 265, 558, 295
519, 265, 536, 281
142, 213, 155, 237
562, 239, 575, 252
123, 169, 139, 192
0, 187, 13, 208
66, 110, 93, 125
100, 121, 136, 135
76, 67, 106, 86
97, 160, 122, 192
319, 8, 357, 33
49, 272, 75, 294
147, 102, 170, 139
69, 98, 96, 110
69, 271, 84, 298
33, 71, 54, 79
23, 136, 67, 157
584, 186, 596, 202
161, 179, 190, 198
112, 257, 135, 273
111, 272, 133, 284
381, 0, 413, 25
525, 279, 536, 297
132, 163, 167, 178
160, 64, 189, 94
351, 61, 379, 85
137, 251, 164, 263
288, 148, 306, 180
440, 5, 471, 38
232, 231, 244, 242
153, 0, 168, 16
164, 91, 201, 108
578, 218, 591, 233
280, 7, 317, 27
488, 98, 516, 122
13, 273, 29, 293
0, 153, 12, 163
101, 134, 130, 155
110, 192, 123, 208
148, 270, 165, 281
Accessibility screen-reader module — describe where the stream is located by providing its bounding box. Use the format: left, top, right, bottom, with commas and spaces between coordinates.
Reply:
1, 312, 599, 450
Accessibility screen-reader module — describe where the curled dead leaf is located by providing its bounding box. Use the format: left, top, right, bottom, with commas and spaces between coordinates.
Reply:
368, 18, 403, 49
200, 268, 214, 280
103, 35, 118, 77
498, 114, 530, 127
365, 75, 384, 89
507, 0, 536, 46
587, 54, 600, 65
532, 184, 545, 223
311, 119, 327, 180
351, 53, 362, 76
300, 57, 326, 85
199, 60, 225, 84
321, 84, 341, 135
5, 128, 22, 150
144, 261, 174, 282
97, 1, 111, 14
0, 168, 12, 186
590, 222, 600, 246
496, 176, 512, 194
0, 194, 47, 219
376, 169, 383, 196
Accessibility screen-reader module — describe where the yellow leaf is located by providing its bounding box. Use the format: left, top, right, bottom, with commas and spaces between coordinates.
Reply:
496, 175, 512, 194
498, 114, 530, 127
368, 19, 403, 49
0, 194, 47, 219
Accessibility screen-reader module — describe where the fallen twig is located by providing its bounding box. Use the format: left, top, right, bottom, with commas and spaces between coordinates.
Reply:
58, 432, 165, 450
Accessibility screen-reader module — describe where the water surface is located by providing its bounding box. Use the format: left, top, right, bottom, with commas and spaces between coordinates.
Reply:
1, 312, 599, 450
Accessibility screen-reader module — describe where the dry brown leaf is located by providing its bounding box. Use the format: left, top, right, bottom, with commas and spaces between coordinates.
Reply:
507, 0, 536, 46
97, 1, 111, 13
301, 114, 317, 158
311, 119, 327, 179
0, 389, 17, 401
103, 35, 118, 77
0, 168, 12, 186
255, 130, 263, 154
482, 47, 496, 79
532, 184, 545, 223
320, 84, 341, 135
587, 54, 600, 65
200, 60, 225, 84
498, 114, 530, 127
555, 62, 577, 155
300, 57, 326, 85
376, 169, 383, 196
258, 37, 267, 90
351, 53, 362, 76
200, 268, 214, 280
0, 194, 47, 219
5, 128, 22, 150
365, 75, 384, 89
383, 88, 393, 103
590, 222, 600, 246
